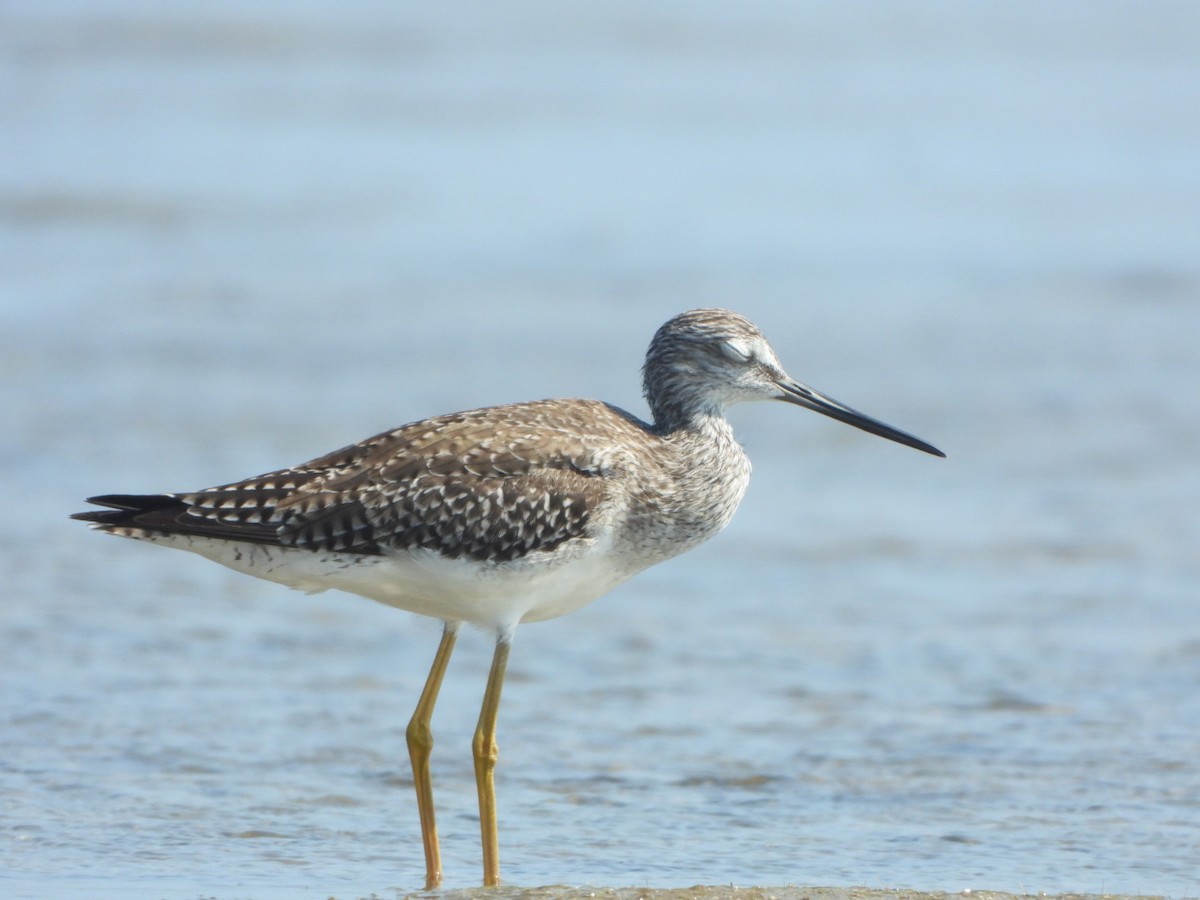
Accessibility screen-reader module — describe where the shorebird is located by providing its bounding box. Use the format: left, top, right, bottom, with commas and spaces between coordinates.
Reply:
73, 308, 943, 887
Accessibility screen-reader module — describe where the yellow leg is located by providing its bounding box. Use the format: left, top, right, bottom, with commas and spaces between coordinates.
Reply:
472, 636, 511, 887
406, 623, 459, 890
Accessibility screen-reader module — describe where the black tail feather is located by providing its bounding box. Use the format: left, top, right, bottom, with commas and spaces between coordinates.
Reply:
74, 493, 180, 514
71, 494, 182, 524
72, 493, 278, 545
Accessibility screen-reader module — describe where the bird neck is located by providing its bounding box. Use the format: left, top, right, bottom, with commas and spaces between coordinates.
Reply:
645, 370, 729, 433
644, 346, 733, 432
651, 399, 727, 435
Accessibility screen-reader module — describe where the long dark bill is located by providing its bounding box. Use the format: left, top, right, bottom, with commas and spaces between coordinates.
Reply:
777, 379, 945, 458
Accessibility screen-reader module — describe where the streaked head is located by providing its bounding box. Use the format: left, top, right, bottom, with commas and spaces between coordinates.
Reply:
643, 308, 944, 457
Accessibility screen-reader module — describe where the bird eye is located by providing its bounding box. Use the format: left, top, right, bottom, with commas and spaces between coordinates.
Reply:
718, 340, 752, 363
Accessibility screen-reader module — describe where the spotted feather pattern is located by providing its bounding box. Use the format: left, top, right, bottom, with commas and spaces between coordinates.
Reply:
78, 400, 651, 565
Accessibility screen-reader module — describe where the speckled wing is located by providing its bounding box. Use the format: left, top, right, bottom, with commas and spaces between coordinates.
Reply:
81, 400, 646, 565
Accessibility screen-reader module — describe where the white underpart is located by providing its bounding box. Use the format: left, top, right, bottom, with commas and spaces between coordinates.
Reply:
113, 526, 639, 632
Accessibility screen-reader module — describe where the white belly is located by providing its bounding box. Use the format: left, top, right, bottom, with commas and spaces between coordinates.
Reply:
121, 529, 641, 632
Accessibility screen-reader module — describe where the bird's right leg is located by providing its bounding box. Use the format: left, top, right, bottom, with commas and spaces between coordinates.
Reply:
406, 621, 459, 890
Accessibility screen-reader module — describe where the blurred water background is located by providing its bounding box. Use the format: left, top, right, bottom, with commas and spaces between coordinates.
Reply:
2, 2, 1198, 898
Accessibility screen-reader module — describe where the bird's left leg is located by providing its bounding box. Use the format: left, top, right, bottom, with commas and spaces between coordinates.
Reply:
472, 632, 512, 887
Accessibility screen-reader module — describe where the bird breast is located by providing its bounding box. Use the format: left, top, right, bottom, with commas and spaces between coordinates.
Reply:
612, 416, 751, 567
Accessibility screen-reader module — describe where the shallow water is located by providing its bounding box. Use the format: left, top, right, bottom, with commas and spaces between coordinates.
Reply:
2, 2, 1199, 899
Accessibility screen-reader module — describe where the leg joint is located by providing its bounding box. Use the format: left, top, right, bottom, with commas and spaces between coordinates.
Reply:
407, 718, 434, 754
472, 728, 499, 766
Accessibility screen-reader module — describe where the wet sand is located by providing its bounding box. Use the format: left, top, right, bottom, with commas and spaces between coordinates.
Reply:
404, 888, 1165, 900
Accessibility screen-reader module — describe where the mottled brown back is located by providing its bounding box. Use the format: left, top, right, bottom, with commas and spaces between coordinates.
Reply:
76, 400, 658, 565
